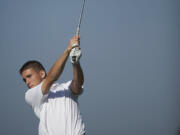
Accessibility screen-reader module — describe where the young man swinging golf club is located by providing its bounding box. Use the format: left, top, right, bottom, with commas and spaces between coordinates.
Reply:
19, 35, 86, 135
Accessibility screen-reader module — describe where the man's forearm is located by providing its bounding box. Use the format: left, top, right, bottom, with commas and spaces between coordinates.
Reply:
73, 63, 84, 85
70, 63, 84, 95
47, 49, 69, 82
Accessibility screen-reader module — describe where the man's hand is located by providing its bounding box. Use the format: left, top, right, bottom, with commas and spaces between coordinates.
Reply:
66, 35, 80, 53
68, 36, 82, 64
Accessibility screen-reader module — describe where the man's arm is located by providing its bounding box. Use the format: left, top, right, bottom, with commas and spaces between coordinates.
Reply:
70, 63, 84, 95
41, 35, 79, 95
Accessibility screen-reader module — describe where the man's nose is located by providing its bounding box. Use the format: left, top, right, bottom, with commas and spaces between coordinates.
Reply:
26, 79, 31, 86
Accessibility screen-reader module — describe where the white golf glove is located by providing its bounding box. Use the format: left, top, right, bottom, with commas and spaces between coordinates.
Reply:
69, 43, 82, 64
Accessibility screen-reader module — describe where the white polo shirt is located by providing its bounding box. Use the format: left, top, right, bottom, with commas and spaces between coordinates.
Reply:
25, 81, 85, 135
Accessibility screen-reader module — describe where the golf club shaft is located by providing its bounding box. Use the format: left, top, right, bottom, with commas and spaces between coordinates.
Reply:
76, 0, 85, 36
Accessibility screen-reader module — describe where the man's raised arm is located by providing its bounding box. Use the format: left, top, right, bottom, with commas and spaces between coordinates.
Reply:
41, 35, 79, 95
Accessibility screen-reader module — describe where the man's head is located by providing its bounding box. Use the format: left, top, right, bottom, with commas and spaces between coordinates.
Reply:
19, 60, 46, 89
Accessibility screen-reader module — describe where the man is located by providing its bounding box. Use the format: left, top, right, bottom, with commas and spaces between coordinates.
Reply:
19, 35, 86, 135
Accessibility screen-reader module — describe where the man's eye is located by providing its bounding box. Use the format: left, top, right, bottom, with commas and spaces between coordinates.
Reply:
27, 75, 31, 78
23, 79, 26, 82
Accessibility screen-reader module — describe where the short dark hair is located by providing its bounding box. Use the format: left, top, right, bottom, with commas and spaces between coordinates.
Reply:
19, 60, 46, 75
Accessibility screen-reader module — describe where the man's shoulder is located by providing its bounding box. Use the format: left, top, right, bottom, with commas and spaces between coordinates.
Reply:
25, 82, 44, 108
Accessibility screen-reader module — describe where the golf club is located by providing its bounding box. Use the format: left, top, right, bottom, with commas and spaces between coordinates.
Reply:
70, 0, 86, 64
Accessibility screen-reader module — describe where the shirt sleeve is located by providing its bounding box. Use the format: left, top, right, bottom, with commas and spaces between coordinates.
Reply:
25, 82, 48, 118
62, 80, 72, 90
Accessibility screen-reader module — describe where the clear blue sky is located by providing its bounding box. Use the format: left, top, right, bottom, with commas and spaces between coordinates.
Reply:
0, 0, 180, 135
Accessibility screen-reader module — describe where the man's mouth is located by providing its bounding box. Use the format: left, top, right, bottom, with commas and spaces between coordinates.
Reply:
29, 85, 33, 88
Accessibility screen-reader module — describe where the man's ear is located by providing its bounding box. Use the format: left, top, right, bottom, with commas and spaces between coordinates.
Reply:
39, 70, 46, 79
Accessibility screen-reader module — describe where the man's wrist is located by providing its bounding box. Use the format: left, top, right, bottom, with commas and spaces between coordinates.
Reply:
72, 62, 80, 67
